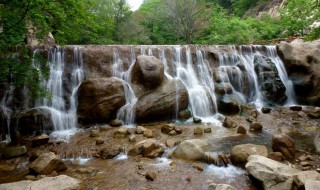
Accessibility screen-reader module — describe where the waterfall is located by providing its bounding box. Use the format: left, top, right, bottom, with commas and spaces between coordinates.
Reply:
112, 48, 138, 125
36, 46, 85, 137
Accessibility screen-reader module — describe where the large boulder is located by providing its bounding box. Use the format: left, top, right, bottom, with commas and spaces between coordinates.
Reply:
0, 175, 80, 190
245, 155, 300, 190
277, 40, 320, 105
131, 55, 165, 94
29, 152, 67, 174
272, 134, 296, 161
77, 78, 126, 123
254, 54, 287, 105
12, 108, 54, 136
230, 144, 268, 165
217, 94, 242, 114
135, 79, 188, 122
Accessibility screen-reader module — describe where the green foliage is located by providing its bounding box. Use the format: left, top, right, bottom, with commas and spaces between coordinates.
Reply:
232, 0, 258, 17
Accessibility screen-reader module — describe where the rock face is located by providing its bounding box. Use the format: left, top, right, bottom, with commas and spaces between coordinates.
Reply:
131, 55, 165, 93
254, 54, 287, 105
272, 134, 296, 161
77, 78, 126, 123
0, 175, 80, 190
230, 144, 268, 165
277, 40, 320, 105
12, 108, 54, 136
29, 152, 67, 174
245, 155, 300, 190
135, 79, 188, 121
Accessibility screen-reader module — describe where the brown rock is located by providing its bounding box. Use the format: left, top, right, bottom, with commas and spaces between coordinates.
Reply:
192, 163, 204, 171
174, 127, 182, 134
99, 147, 120, 159
129, 135, 136, 142
223, 117, 237, 128
194, 127, 203, 135
110, 119, 123, 127
90, 130, 99, 137
261, 107, 271, 114
237, 126, 247, 134
166, 139, 176, 147
0, 164, 14, 172
77, 78, 125, 123
272, 134, 296, 161
168, 130, 177, 136
300, 161, 312, 167
31, 134, 50, 147
145, 171, 157, 181
161, 124, 175, 134
29, 152, 67, 174
136, 126, 146, 134
249, 122, 263, 132
142, 140, 165, 158
230, 144, 268, 165
204, 128, 212, 133
290, 106, 302, 111
95, 137, 104, 145
113, 127, 129, 138
268, 152, 284, 162
143, 129, 153, 138
2, 146, 27, 158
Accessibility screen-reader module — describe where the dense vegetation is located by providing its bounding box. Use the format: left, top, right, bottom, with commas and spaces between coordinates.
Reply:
0, 0, 319, 96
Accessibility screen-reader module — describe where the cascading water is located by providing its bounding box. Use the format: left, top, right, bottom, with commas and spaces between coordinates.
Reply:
36, 46, 85, 138
112, 48, 138, 126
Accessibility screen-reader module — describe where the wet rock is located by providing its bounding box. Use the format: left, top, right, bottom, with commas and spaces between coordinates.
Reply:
25, 175, 37, 180
0, 164, 14, 172
174, 127, 182, 134
78, 78, 126, 124
277, 40, 320, 106
214, 83, 233, 95
217, 94, 241, 114
0, 175, 80, 190
168, 130, 177, 136
142, 140, 165, 158
129, 135, 136, 142
249, 122, 263, 132
208, 183, 235, 190
204, 128, 212, 133
290, 106, 302, 111
237, 126, 246, 134
305, 180, 320, 190
135, 79, 189, 122
12, 108, 54, 136
30, 134, 50, 147
113, 127, 129, 138
261, 107, 271, 114
99, 147, 120, 159
293, 171, 320, 189
178, 109, 192, 120
245, 155, 300, 190
230, 144, 268, 165
29, 152, 67, 175
145, 171, 157, 181
194, 127, 203, 136
268, 152, 284, 162
166, 139, 176, 147
2, 146, 27, 158
95, 137, 104, 145
136, 126, 147, 134
193, 117, 202, 124
161, 123, 175, 134
110, 119, 123, 127
169, 139, 217, 164
272, 134, 296, 161
143, 129, 153, 138
254, 54, 287, 105
223, 117, 237, 128
90, 130, 99, 137
131, 55, 165, 91
246, 116, 256, 123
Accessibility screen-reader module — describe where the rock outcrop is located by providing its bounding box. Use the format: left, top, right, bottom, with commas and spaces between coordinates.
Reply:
77, 78, 126, 123
277, 40, 320, 105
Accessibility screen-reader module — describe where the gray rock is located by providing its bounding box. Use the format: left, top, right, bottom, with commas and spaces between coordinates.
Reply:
305, 180, 320, 190
29, 152, 67, 175
230, 144, 268, 165
293, 171, 320, 189
245, 155, 300, 190
0, 175, 80, 190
